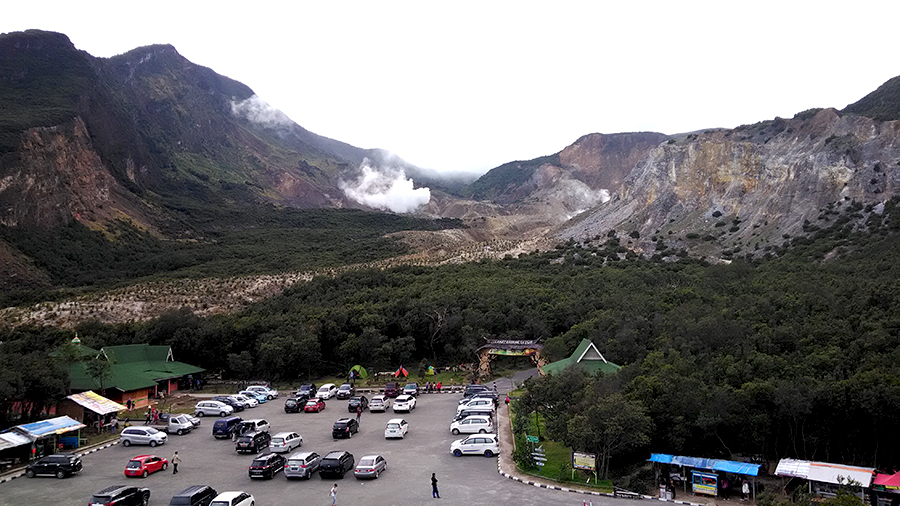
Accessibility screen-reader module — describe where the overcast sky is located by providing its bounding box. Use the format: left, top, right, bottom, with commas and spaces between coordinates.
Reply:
4, 1, 898, 175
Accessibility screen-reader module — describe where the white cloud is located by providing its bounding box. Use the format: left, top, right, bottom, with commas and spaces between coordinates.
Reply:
341, 159, 430, 213
230, 94, 293, 128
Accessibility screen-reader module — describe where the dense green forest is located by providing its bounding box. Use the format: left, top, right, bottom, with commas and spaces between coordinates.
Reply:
1, 198, 899, 472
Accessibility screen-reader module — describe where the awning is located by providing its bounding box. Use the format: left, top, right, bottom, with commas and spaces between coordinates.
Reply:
648, 453, 761, 476
775, 458, 874, 487
66, 391, 126, 415
874, 472, 900, 492
0, 430, 33, 451
17, 416, 86, 438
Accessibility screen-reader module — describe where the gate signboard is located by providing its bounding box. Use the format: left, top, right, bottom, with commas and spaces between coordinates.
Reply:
572, 452, 596, 471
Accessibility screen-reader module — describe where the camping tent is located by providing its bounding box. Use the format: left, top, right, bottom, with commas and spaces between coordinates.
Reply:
427, 366, 435, 375
349, 365, 368, 379
394, 366, 408, 378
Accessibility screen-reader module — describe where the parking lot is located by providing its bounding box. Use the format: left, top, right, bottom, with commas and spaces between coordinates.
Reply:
0, 390, 621, 505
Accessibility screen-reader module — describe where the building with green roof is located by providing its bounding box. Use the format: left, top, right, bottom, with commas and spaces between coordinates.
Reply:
541, 338, 620, 376
69, 344, 204, 408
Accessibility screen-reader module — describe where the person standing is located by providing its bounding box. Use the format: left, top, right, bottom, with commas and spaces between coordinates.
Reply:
432, 472, 440, 498
171, 451, 181, 474
742, 480, 749, 501
331, 483, 337, 505
356, 405, 362, 423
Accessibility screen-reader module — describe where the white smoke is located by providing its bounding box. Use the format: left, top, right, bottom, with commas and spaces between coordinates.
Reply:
230, 94, 293, 128
341, 159, 431, 213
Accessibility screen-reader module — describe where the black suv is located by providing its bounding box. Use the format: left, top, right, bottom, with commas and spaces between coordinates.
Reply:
332, 418, 359, 439
168, 485, 217, 506
284, 394, 309, 413
211, 396, 245, 412
319, 451, 355, 478
248, 453, 286, 479
463, 384, 490, 398
235, 430, 271, 453
335, 383, 355, 399
89, 485, 150, 506
347, 395, 368, 412
296, 383, 317, 397
25, 453, 83, 478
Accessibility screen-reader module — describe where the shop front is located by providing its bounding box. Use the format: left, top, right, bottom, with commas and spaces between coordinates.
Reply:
649, 453, 761, 500
872, 472, 900, 506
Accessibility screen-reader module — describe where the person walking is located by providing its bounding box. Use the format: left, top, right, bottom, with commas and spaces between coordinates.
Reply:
356, 405, 362, 423
171, 451, 181, 474
331, 483, 338, 505
432, 472, 440, 498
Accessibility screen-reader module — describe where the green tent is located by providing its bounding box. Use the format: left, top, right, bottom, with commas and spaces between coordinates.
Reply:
349, 365, 368, 379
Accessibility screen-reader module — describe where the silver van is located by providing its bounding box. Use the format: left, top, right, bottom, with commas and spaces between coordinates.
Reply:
120, 426, 168, 447
284, 451, 321, 479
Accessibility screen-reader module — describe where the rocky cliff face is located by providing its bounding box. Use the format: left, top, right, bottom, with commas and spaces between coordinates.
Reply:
556, 109, 900, 257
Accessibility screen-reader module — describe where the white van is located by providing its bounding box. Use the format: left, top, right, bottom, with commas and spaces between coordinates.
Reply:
450, 434, 499, 457
194, 400, 234, 417
450, 415, 493, 435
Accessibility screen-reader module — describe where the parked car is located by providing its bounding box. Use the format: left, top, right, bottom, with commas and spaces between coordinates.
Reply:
168, 485, 217, 506
210, 491, 254, 506
124, 454, 168, 478
450, 434, 500, 457
316, 383, 338, 399
347, 395, 368, 412
235, 430, 271, 454
384, 382, 400, 397
335, 383, 355, 399
158, 412, 201, 428
403, 383, 420, 397
318, 451, 355, 479
457, 397, 495, 413
369, 394, 390, 412
248, 452, 286, 479
393, 394, 417, 412
211, 396, 244, 412
148, 414, 195, 435
236, 418, 269, 435
284, 394, 309, 413
211, 416, 242, 439
353, 454, 387, 479
384, 418, 409, 439
284, 451, 322, 479
304, 398, 326, 412
194, 400, 234, 417
245, 385, 278, 399
232, 394, 257, 408
25, 453, 82, 478
238, 390, 268, 404
463, 384, 491, 398
89, 485, 150, 506
332, 418, 359, 439
450, 415, 493, 435
120, 427, 167, 447
269, 431, 303, 453
296, 383, 317, 397
454, 408, 495, 423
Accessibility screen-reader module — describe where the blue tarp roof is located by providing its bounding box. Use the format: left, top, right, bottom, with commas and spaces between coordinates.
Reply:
17, 416, 85, 438
649, 453, 761, 476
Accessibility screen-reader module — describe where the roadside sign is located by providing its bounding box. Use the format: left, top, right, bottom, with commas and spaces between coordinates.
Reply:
526, 435, 539, 443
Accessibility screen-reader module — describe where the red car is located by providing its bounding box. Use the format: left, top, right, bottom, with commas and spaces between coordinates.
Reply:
124, 455, 168, 478
304, 398, 326, 412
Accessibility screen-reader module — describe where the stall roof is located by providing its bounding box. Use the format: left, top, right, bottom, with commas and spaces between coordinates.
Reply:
874, 472, 900, 491
775, 458, 874, 487
66, 391, 126, 415
17, 416, 85, 438
649, 453, 761, 476
0, 430, 33, 451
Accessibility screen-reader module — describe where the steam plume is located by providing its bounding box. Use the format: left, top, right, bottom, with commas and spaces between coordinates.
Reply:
341, 159, 431, 213
230, 94, 293, 128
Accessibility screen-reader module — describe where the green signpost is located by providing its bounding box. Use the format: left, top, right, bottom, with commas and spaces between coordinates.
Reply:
525, 434, 539, 443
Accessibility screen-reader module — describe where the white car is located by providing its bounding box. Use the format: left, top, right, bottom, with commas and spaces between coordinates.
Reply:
228, 394, 253, 409
369, 395, 390, 412
450, 415, 493, 435
270, 431, 303, 453
457, 398, 495, 413
246, 385, 278, 399
384, 418, 409, 439
194, 400, 234, 417
119, 427, 167, 447
451, 434, 500, 457
393, 395, 416, 412
211, 491, 255, 506
233, 394, 258, 408
316, 383, 337, 399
